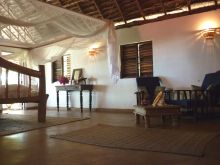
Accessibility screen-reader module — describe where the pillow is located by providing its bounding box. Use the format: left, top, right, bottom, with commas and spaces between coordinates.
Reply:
207, 84, 215, 91
157, 95, 166, 106
154, 86, 165, 97
191, 85, 202, 99
152, 91, 163, 107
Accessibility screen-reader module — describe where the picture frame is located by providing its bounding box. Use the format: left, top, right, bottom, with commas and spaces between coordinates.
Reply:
71, 68, 85, 84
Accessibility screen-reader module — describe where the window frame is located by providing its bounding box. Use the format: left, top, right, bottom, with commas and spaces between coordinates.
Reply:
51, 54, 71, 83
120, 40, 153, 78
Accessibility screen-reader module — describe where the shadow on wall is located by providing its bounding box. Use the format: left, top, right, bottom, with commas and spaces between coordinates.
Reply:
87, 77, 97, 84
94, 84, 108, 108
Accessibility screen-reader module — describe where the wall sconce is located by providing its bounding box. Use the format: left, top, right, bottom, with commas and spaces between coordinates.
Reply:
88, 47, 101, 58
88, 48, 97, 57
202, 28, 219, 40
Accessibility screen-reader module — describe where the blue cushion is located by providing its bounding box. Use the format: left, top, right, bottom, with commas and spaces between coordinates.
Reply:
202, 71, 220, 89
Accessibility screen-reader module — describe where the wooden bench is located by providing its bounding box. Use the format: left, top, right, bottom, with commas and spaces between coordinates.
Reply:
134, 105, 181, 128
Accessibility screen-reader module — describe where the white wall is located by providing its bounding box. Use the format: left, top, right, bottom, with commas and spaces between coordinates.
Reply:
136, 10, 220, 88
46, 10, 220, 110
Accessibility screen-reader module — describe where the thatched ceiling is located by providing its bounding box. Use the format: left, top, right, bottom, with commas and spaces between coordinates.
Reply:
39, 0, 220, 29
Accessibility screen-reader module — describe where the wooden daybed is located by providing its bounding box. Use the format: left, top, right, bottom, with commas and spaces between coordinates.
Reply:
0, 57, 48, 122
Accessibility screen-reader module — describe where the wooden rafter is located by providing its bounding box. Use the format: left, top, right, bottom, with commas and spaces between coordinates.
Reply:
135, 0, 146, 20
38, 0, 220, 29
77, 3, 83, 13
160, 0, 167, 16
0, 2, 37, 43
63, 0, 84, 8
93, 0, 104, 19
113, 0, 126, 23
214, 0, 218, 6
187, 0, 191, 12
116, 4, 220, 29
58, 0, 64, 5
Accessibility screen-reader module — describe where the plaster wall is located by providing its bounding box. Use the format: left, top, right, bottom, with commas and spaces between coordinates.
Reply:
46, 10, 220, 109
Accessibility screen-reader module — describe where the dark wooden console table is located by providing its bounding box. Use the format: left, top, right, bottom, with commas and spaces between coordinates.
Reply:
55, 84, 93, 112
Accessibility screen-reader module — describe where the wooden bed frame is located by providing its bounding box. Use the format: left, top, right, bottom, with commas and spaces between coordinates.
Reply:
0, 57, 48, 122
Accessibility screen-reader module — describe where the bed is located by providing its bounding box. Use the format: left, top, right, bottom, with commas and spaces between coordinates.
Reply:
0, 57, 48, 122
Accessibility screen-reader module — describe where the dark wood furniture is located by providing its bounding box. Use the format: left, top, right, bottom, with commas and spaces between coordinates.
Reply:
134, 105, 180, 128
135, 77, 161, 105
164, 71, 220, 119
0, 57, 48, 122
56, 84, 93, 112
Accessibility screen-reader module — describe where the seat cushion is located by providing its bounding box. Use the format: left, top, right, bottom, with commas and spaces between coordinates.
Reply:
166, 99, 206, 107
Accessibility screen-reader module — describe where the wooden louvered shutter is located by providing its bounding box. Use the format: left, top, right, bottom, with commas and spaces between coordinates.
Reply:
139, 41, 153, 77
120, 44, 138, 78
52, 58, 63, 83
51, 55, 71, 83
63, 55, 71, 79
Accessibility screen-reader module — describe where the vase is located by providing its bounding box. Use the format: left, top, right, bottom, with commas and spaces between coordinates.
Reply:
59, 82, 66, 85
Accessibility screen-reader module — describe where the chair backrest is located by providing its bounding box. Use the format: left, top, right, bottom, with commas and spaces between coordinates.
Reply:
201, 71, 220, 106
202, 71, 220, 89
136, 77, 161, 102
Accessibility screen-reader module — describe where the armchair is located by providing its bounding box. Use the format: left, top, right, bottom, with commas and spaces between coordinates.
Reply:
164, 71, 220, 119
135, 77, 161, 105
134, 77, 180, 128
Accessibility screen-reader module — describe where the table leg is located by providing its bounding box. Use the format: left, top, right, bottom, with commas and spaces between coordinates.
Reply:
57, 91, 59, 112
66, 91, 70, 110
135, 113, 141, 124
80, 90, 83, 113
89, 90, 92, 112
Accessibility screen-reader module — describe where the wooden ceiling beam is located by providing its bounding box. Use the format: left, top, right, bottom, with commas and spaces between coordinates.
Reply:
160, 0, 167, 16
40, 0, 220, 29
187, 0, 191, 12
214, 0, 218, 6
93, 0, 104, 19
86, 11, 100, 16
116, 5, 220, 29
135, 0, 146, 20
77, 3, 83, 13
113, 0, 126, 23
58, 0, 64, 6
62, 0, 85, 8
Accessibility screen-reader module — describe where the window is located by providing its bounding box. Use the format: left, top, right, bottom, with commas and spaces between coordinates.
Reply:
52, 54, 71, 83
0, 59, 23, 110
120, 41, 153, 78
0, 59, 21, 85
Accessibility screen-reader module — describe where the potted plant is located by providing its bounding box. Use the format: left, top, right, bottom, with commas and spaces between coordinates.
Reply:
58, 76, 69, 85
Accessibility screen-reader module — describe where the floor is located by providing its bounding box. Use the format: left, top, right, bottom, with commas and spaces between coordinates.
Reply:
0, 108, 220, 165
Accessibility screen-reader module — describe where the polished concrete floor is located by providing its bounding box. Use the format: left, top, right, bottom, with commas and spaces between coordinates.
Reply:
0, 108, 220, 165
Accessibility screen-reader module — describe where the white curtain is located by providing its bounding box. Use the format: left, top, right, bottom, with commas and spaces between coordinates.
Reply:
0, 0, 120, 82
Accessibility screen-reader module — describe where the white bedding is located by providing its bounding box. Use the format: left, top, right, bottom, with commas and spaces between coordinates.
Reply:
0, 84, 38, 99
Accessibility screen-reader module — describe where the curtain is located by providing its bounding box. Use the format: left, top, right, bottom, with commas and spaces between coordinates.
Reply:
0, 0, 120, 83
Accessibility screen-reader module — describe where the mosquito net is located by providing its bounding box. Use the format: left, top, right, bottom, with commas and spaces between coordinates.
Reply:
0, 0, 119, 82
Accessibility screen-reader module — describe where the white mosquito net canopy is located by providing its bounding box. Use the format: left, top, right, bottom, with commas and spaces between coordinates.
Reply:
0, 0, 119, 82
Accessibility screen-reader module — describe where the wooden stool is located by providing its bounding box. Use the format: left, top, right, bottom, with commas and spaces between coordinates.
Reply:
134, 105, 181, 128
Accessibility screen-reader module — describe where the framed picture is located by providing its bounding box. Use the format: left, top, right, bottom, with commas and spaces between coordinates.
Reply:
71, 68, 82, 84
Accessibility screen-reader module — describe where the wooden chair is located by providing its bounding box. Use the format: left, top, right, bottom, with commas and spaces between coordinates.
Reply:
134, 77, 180, 128
164, 71, 220, 119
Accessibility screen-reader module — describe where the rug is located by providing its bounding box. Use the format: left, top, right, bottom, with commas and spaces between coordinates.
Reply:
0, 114, 89, 136
51, 124, 219, 157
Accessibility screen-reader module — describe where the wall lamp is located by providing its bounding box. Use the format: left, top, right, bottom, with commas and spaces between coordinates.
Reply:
88, 48, 97, 57
202, 28, 219, 40
88, 47, 101, 58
